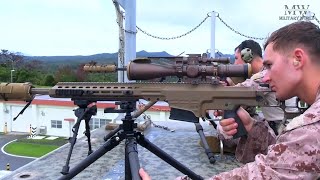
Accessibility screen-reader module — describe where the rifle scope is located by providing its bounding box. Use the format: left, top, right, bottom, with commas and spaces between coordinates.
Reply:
83, 60, 252, 80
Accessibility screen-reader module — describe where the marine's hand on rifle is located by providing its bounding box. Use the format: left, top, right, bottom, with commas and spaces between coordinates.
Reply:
219, 107, 254, 137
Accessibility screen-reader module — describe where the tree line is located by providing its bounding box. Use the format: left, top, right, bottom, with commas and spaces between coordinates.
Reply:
0, 50, 117, 86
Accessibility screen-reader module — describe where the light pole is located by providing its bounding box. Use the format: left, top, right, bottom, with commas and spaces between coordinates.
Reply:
10, 69, 15, 83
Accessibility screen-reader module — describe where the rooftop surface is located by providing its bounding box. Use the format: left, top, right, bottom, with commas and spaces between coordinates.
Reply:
2, 120, 242, 180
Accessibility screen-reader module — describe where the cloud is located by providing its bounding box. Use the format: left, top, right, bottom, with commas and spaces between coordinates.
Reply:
0, 0, 320, 56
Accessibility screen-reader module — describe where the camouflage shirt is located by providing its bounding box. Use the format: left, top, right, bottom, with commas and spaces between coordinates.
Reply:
210, 89, 320, 180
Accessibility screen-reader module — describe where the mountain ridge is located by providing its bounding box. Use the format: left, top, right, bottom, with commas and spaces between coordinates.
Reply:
24, 50, 235, 64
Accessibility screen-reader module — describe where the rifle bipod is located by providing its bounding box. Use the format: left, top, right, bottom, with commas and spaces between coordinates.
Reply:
58, 100, 203, 180
61, 100, 97, 175
195, 120, 216, 164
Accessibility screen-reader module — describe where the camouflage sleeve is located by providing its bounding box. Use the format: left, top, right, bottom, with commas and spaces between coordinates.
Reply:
215, 116, 275, 162
235, 118, 276, 163
209, 122, 320, 180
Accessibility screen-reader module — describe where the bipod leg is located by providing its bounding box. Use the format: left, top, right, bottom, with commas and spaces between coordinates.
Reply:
58, 132, 125, 180
61, 101, 97, 175
125, 137, 141, 180
82, 103, 97, 156
61, 112, 84, 175
84, 119, 93, 155
195, 122, 216, 164
137, 132, 204, 180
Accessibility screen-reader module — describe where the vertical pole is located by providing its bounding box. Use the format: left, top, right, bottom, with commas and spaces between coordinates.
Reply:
10, 59, 15, 83
124, 0, 136, 82
6, 163, 10, 171
4, 122, 7, 134
10, 70, 13, 83
210, 11, 216, 58
114, 0, 125, 83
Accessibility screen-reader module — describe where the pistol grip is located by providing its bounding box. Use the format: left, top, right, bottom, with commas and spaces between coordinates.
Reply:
224, 106, 248, 139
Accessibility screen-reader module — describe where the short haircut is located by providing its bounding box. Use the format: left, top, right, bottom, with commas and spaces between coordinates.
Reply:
234, 40, 263, 58
264, 21, 320, 63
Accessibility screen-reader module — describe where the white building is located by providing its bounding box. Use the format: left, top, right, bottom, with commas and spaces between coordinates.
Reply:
0, 95, 170, 138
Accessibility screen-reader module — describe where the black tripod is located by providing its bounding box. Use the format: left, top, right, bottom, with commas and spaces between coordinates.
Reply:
58, 100, 203, 180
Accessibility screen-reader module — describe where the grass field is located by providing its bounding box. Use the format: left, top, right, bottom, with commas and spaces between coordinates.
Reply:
4, 142, 59, 158
4, 137, 68, 158
16, 137, 68, 146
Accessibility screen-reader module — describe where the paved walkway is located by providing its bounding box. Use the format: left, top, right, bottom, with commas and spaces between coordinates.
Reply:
0, 133, 36, 171
3, 121, 243, 180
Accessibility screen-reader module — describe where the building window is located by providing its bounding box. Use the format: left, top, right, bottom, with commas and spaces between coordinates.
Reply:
89, 118, 110, 130
51, 120, 62, 128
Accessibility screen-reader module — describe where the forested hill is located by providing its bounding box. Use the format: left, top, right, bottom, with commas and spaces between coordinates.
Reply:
24, 50, 235, 64
24, 50, 174, 64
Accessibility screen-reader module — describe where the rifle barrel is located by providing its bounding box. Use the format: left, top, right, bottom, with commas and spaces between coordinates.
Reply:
31, 88, 50, 95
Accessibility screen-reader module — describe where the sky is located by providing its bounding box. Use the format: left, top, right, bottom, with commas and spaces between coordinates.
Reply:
0, 0, 319, 56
